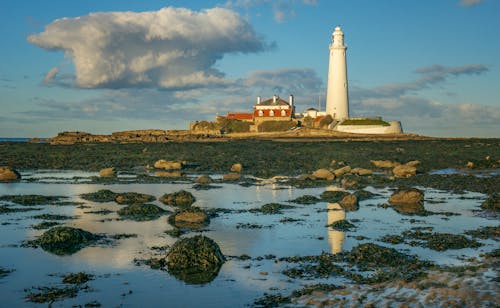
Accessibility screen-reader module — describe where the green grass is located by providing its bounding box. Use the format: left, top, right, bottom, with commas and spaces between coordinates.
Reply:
340, 119, 390, 126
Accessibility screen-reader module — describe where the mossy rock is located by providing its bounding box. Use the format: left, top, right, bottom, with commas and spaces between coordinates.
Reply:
33, 226, 101, 255
159, 190, 196, 207
117, 203, 167, 221
62, 272, 93, 284
168, 207, 209, 230
327, 219, 355, 231
320, 191, 349, 203
252, 203, 294, 215
289, 195, 321, 205
167, 235, 225, 284
481, 194, 499, 211
115, 192, 155, 204
80, 190, 118, 202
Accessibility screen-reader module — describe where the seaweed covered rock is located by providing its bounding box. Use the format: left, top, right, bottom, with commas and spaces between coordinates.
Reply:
290, 195, 321, 205
80, 189, 118, 202
230, 163, 243, 173
253, 203, 295, 215
0, 166, 21, 182
370, 160, 400, 168
115, 192, 155, 204
351, 167, 373, 176
159, 190, 196, 207
168, 207, 209, 229
481, 194, 499, 211
0, 194, 65, 206
117, 203, 167, 221
99, 167, 116, 178
320, 190, 349, 203
339, 194, 359, 211
33, 226, 101, 255
195, 175, 213, 184
62, 272, 93, 284
166, 235, 225, 284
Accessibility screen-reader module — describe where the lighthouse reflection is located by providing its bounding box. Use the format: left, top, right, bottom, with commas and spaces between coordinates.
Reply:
326, 202, 346, 254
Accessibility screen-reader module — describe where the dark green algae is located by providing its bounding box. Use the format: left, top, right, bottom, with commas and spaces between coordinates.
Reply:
117, 203, 167, 221
28, 226, 102, 255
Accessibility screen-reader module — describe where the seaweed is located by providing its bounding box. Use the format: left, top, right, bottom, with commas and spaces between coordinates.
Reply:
159, 190, 196, 207
289, 195, 321, 205
32, 221, 61, 230
29, 226, 102, 255
62, 272, 94, 284
0, 194, 67, 206
251, 203, 295, 215
80, 189, 117, 202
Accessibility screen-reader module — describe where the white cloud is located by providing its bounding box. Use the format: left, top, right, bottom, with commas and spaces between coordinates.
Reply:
28, 7, 267, 89
460, 0, 483, 7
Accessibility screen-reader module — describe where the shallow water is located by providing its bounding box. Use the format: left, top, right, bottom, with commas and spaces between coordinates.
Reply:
0, 170, 497, 307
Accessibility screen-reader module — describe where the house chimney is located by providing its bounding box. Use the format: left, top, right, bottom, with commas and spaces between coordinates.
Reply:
273, 95, 277, 103
289, 94, 294, 106
257, 96, 261, 105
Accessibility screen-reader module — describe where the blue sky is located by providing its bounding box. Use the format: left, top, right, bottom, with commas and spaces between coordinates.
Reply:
1, 0, 499, 137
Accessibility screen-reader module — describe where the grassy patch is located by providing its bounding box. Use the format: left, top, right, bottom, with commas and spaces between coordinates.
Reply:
340, 119, 390, 126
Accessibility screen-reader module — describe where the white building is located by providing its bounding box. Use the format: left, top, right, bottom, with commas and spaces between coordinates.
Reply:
325, 26, 349, 121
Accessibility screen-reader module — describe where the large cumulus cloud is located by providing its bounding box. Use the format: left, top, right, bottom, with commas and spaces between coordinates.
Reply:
28, 7, 267, 89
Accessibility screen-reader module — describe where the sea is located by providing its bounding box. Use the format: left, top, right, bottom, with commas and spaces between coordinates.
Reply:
0, 138, 32, 142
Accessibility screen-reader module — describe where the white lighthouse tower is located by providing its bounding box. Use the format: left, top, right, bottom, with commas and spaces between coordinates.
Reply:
325, 26, 349, 121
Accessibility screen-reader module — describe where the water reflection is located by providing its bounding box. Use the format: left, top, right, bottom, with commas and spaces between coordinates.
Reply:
327, 203, 345, 254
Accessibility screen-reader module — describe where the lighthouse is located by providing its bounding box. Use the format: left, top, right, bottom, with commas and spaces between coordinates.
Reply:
325, 26, 349, 121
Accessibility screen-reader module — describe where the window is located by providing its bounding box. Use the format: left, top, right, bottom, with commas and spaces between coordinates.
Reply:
281, 110, 286, 116
269, 110, 274, 116
258, 110, 263, 116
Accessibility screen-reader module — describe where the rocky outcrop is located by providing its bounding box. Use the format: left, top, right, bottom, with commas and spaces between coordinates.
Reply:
159, 190, 196, 207
169, 207, 209, 230
99, 167, 116, 178
117, 204, 166, 221
154, 160, 183, 170
339, 194, 359, 211
32, 226, 101, 255
0, 166, 21, 182
393, 164, 417, 178
370, 160, 400, 168
195, 175, 213, 184
333, 166, 351, 177
351, 167, 373, 176
166, 235, 225, 284
312, 168, 335, 181
230, 163, 243, 173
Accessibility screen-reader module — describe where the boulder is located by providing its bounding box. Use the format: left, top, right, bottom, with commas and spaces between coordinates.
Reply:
391, 202, 426, 215
296, 174, 316, 181
320, 190, 350, 203
159, 190, 196, 207
404, 160, 421, 168
154, 160, 182, 170
351, 168, 373, 176
339, 194, 359, 211
393, 165, 417, 178
222, 173, 241, 181
0, 166, 21, 182
466, 161, 474, 169
333, 166, 351, 177
166, 235, 225, 284
341, 178, 358, 189
99, 167, 116, 178
312, 168, 335, 181
195, 175, 213, 184
115, 192, 155, 204
389, 188, 424, 205
33, 226, 101, 255
370, 160, 400, 168
169, 207, 209, 230
230, 163, 243, 173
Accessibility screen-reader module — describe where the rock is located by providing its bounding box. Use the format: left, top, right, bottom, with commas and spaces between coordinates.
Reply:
62, 272, 93, 284
230, 163, 243, 173
466, 161, 474, 168
115, 192, 155, 204
320, 190, 350, 203
222, 173, 241, 181
155, 171, 182, 177
195, 175, 213, 184
341, 178, 358, 189
312, 168, 335, 180
391, 202, 426, 215
159, 190, 196, 207
290, 195, 322, 205
99, 167, 116, 178
389, 188, 424, 205
0, 166, 21, 182
351, 168, 373, 176
370, 160, 400, 168
33, 226, 101, 255
481, 194, 499, 211
154, 160, 182, 170
405, 160, 421, 167
339, 194, 359, 211
169, 207, 209, 229
80, 189, 117, 202
296, 174, 316, 181
393, 165, 417, 178
166, 235, 225, 284
117, 204, 166, 221
333, 166, 351, 177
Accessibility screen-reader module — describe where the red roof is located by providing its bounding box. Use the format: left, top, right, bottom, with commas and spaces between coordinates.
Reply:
226, 112, 254, 120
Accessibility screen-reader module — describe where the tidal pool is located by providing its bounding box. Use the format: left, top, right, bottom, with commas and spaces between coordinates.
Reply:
0, 170, 497, 307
